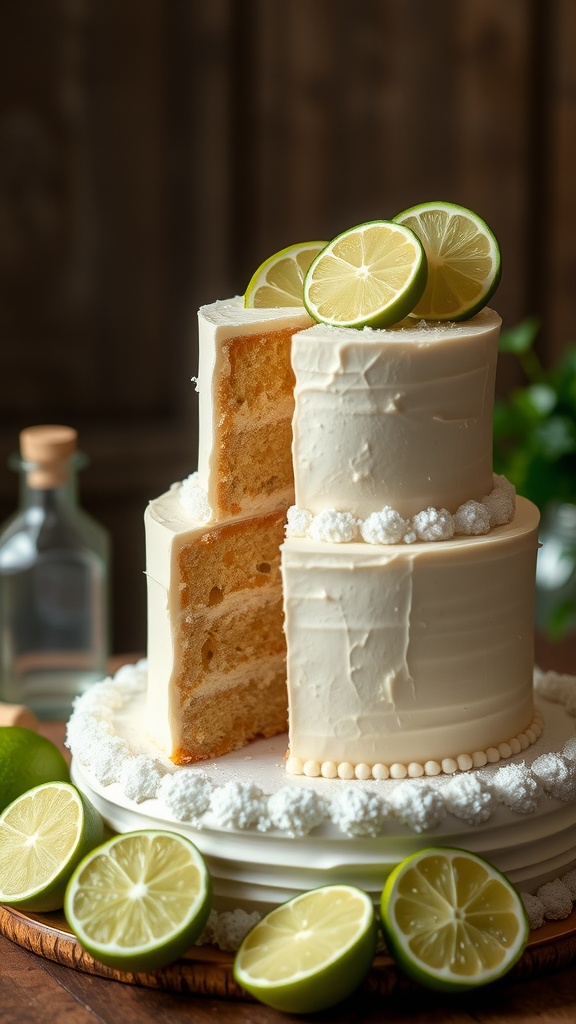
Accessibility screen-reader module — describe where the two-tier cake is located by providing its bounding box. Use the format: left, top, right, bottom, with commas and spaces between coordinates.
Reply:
68, 220, 576, 944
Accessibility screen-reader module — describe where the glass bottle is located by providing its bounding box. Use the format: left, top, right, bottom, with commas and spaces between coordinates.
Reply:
0, 425, 110, 719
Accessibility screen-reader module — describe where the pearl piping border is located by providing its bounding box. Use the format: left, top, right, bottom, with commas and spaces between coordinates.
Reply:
285, 709, 545, 781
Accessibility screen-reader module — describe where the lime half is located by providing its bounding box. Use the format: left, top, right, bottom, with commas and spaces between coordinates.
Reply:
0, 781, 104, 911
380, 847, 529, 992
234, 884, 377, 1013
303, 220, 427, 329
65, 830, 212, 973
244, 241, 327, 308
393, 201, 501, 320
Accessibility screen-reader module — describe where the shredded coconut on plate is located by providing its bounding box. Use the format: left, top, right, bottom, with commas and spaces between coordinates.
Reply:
158, 770, 213, 826
122, 753, 167, 803
390, 782, 445, 832
562, 735, 576, 761
441, 773, 495, 825
489, 763, 542, 814
210, 780, 270, 832
536, 879, 574, 921
329, 786, 388, 837
521, 891, 545, 929
197, 908, 261, 952
531, 752, 576, 800
267, 787, 328, 837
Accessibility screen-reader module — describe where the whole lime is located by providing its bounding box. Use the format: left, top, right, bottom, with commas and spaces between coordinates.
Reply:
0, 726, 69, 811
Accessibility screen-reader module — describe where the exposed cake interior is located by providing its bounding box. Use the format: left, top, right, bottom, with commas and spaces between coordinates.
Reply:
145, 299, 312, 762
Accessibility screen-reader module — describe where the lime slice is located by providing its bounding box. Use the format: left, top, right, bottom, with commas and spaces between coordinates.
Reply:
0, 725, 69, 812
380, 847, 529, 992
302, 220, 427, 329
0, 781, 104, 911
64, 830, 212, 973
393, 201, 501, 320
244, 241, 327, 308
233, 884, 377, 1013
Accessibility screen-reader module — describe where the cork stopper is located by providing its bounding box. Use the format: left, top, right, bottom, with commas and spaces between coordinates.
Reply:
20, 425, 78, 488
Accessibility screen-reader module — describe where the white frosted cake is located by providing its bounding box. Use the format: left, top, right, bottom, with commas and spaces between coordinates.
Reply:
67, 285, 576, 947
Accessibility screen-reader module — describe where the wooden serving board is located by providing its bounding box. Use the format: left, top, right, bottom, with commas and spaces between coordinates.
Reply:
2, 903, 576, 1000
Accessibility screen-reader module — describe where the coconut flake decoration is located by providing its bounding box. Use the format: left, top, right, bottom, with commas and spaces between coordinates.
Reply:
536, 879, 574, 921
122, 754, 166, 803
285, 505, 313, 538
390, 782, 445, 832
210, 780, 270, 832
179, 473, 213, 523
441, 773, 495, 825
198, 909, 261, 952
452, 500, 491, 536
329, 786, 388, 837
411, 507, 455, 542
360, 507, 413, 544
563, 736, 576, 761
157, 770, 214, 825
531, 753, 576, 800
482, 474, 516, 527
286, 475, 515, 546
521, 891, 545, 929
267, 788, 328, 837
490, 763, 542, 814
307, 509, 359, 543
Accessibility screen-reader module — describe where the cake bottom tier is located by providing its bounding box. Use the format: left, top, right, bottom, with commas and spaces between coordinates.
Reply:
282, 497, 540, 775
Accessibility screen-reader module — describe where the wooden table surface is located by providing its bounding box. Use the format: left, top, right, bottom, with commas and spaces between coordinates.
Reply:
3, 640, 576, 1023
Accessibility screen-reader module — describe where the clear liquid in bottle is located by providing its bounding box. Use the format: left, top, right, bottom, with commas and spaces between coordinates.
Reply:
0, 425, 110, 719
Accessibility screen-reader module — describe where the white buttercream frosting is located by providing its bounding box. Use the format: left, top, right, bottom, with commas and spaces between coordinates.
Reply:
290, 308, 502, 520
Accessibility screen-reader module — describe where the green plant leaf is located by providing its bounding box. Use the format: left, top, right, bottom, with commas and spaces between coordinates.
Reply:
498, 316, 540, 355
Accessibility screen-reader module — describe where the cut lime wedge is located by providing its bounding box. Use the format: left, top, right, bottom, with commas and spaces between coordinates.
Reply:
64, 830, 212, 973
234, 884, 377, 1013
303, 220, 427, 329
0, 781, 104, 911
393, 201, 501, 320
380, 847, 528, 992
244, 241, 327, 308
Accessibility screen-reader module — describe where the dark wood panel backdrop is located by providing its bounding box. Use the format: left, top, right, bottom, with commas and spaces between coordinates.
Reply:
0, 0, 575, 654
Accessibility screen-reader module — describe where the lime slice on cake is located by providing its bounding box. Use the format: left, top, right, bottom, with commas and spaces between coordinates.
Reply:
393, 201, 501, 320
0, 781, 104, 911
64, 830, 212, 972
380, 847, 529, 992
303, 220, 427, 329
0, 725, 69, 812
244, 241, 327, 307
233, 884, 377, 1013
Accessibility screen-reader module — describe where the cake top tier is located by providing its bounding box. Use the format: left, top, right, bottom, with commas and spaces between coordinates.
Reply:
290, 307, 502, 520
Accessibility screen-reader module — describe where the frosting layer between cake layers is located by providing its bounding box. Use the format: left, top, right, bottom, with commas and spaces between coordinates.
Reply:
283, 497, 540, 776
291, 308, 501, 518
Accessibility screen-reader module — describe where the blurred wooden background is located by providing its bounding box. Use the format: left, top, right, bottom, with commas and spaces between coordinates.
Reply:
1, 0, 575, 654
